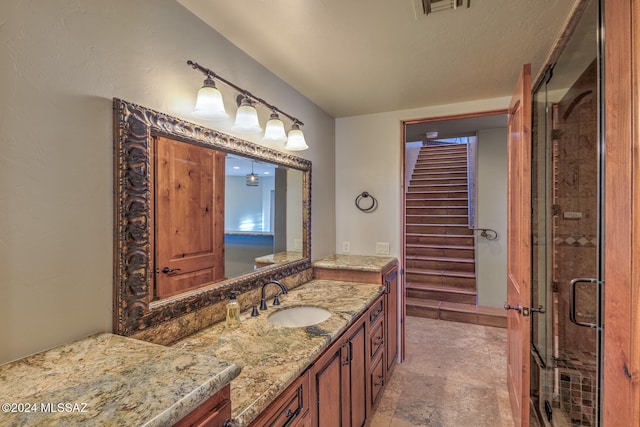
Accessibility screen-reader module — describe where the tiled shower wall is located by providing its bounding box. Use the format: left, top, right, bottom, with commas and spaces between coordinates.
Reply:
552, 59, 598, 426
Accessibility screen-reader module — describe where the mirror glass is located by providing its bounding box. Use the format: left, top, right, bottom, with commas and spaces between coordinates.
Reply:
113, 98, 311, 336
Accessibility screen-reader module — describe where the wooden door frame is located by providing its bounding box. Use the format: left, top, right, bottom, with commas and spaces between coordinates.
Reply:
602, 0, 640, 424
531, 0, 640, 424
400, 110, 508, 363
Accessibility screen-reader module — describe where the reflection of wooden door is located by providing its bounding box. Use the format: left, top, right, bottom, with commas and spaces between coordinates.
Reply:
506, 64, 531, 427
153, 136, 225, 299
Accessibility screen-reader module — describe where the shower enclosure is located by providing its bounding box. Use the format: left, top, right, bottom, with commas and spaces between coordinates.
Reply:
530, 1, 603, 426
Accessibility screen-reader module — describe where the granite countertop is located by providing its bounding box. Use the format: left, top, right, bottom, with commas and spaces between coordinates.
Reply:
313, 254, 397, 272
173, 279, 384, 426
0, 333, 240, 427
254, 251, 303, 265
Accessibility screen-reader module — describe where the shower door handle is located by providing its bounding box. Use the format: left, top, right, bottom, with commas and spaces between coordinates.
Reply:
569, 278, 599, 328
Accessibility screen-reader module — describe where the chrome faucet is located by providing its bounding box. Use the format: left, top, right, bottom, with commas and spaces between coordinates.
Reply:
260, 280, 288, 310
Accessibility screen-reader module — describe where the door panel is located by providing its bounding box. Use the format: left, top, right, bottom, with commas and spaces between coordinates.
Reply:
154, 136, 226, 299
506, 63, 532, 427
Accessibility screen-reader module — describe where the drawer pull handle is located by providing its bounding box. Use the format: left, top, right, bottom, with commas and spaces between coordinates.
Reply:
283, 407, 301, 426
374, 336, 383, 346
374, 375, 385, 387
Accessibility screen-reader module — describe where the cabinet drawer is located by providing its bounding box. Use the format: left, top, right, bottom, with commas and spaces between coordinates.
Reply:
174, 384, 231, 427
369, 299, 384, 325
370, 355, 385, 408
369, 320, 384, 361
250, 372, 309, 427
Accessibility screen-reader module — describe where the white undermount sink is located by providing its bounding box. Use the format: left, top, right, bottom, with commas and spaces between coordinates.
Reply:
267, 306, 331, 328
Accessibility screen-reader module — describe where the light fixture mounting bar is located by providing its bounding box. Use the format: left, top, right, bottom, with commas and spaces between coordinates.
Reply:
187, 60, 303, 126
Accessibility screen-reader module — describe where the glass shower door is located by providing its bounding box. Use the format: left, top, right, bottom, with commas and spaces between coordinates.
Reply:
530, 1, 603, 426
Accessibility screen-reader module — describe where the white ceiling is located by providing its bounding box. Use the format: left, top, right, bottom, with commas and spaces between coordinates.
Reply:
178, 0, 576, 118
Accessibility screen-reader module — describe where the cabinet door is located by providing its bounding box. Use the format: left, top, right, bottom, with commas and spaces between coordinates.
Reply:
346, 321, 367, 427
310, 340, 346, 427
384, 267, 399, 374
310, 317, 368, 427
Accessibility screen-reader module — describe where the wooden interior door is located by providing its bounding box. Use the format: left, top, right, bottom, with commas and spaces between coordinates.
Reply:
154, 136, 225, 299
506, 63, 532, 427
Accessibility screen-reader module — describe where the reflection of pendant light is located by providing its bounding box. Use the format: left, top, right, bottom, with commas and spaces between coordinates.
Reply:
193, 76, 228, 119
285, 122, 309, 151
246, 161, 260, 186
232, 96, 262, 134
263, 111, 287, 143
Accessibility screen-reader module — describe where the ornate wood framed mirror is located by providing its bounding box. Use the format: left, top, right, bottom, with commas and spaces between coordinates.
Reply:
113, 98, 311, 336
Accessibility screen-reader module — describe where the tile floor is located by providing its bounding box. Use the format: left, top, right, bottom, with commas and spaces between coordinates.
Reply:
369, 316, 514, 427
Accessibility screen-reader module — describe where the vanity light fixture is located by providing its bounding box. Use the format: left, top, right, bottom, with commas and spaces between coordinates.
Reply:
263, 111, 288, 143
233, 95, 262, 134
193, 76, 228, 119
187, 60, 308, 150
285, 122, 309, 151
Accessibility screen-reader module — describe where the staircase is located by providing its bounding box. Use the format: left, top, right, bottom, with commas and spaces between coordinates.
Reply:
405, 142, 505, 327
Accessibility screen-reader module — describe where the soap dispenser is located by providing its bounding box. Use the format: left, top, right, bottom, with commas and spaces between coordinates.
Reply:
225, 291, 241, 329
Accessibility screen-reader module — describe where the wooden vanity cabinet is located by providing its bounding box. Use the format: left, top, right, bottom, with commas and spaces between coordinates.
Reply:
383, 267, 398, 375
314, 261, 399, 379
252, 294, 385, 427
366, 295, 385, 412
249, 371, 311, 427
309, 314, 368, 427
174, 384, 231, 427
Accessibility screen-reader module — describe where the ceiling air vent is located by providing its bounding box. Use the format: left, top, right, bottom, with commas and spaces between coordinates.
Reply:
419, 0, 470, 15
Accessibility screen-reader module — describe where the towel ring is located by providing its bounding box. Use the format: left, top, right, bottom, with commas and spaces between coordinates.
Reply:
355, 191, 378, 212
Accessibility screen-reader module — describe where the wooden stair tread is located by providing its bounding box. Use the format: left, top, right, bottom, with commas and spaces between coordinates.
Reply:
406, 233, 474, 238
405, 298, 441, 309
406, 255, 475, 263
406, 243, 474, 250
406, 214, 469, 219
405, 268, 476, 278
406, 282, 477, 295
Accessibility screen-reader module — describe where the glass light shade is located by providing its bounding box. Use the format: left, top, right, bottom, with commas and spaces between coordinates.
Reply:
285, 124, 308, 151
232, 98, 262, 134
193, 78, 228, 119
262, 112, 287, 143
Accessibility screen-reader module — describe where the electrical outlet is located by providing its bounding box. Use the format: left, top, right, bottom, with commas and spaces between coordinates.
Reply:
342, 241, 351, 253
563, 211, 582, 219
376, 242, 390, 255
294, 239, 303, 250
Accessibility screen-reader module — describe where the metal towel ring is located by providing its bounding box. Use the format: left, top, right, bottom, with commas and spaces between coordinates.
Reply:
355, 191, 378, 212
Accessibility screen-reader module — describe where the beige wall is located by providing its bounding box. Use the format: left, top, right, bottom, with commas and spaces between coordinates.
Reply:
0, 0, 335, 364
335, 97, 510, 260
476, 128, 508, 307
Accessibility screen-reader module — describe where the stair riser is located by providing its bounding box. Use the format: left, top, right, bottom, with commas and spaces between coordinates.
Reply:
405, 224, 473, 234
406, 235, 475, 246
406, 247, 475, 258
408, 184, 468, 192
406, 199, 468, 207
406, 288, 477, 304
406, 259, 475, 272
406, 304, 439, 319
405, 207, 468, 215
413, 166, 467, 173
405, 216, 468, 225
412, 172, 467, 179
417, 155, 467, 162
410, 178, 467, 185
414, 160, 467, 168
406, 273, 476, 288
406, 192, 467, 199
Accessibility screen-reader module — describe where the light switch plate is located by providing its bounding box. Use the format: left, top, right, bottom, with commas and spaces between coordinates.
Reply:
342, 241, 351, 253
